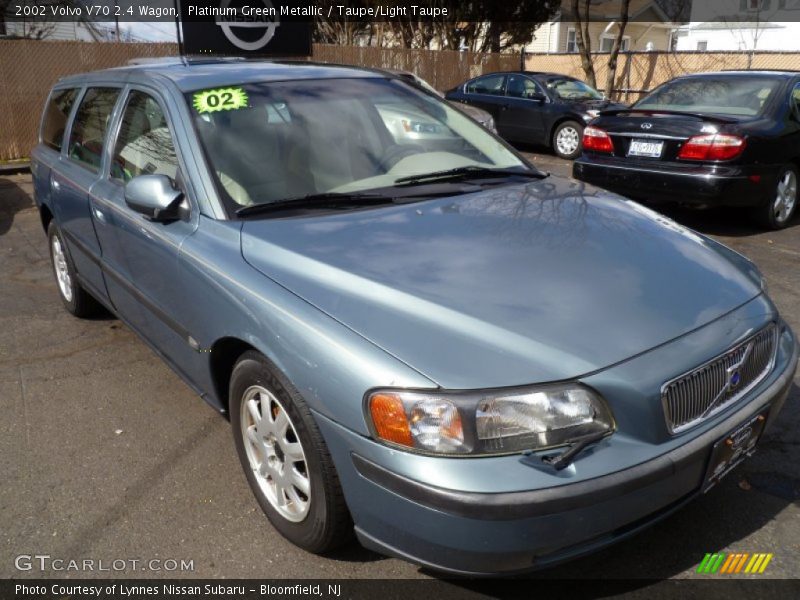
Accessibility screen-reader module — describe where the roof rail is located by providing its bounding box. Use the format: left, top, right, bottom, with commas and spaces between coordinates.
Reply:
126, 56, 248, 66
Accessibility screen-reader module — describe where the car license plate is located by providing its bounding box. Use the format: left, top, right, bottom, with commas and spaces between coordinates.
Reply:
702, 408, 769, 492
628, 139, 663, 158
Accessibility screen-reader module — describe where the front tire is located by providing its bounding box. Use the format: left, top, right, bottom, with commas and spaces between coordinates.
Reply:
47, 222, 101, 318
230, 351, 353, 553
759, 165, 797, 229
552, 120, 584, 160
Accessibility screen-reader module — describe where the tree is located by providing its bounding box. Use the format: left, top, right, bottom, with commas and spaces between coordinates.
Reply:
0, 0, 107, 40
1, 0, 55, 39
313, 1, 559, 51
602, 0, 630, 98
571, 0, 631, 98
571, 0, 596, 87
434, 2, 560, 52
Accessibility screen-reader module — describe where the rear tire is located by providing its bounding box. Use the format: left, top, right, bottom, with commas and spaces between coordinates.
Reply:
47, 222, 102, 318
757, 164, 797, 230
552, 120, 584, 160
230, 351, 353, 553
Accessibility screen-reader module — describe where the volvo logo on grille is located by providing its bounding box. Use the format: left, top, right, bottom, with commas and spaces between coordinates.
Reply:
641, 122, 653, 129
730, 370, 742, 388
702, 342, 754, 417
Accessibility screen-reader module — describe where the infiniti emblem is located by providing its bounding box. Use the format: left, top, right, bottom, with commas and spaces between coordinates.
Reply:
641, 122, 653, 129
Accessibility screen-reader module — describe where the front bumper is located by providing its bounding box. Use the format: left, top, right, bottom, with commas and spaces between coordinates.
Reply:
315, 318, 798, 575
573, 157, 778, 207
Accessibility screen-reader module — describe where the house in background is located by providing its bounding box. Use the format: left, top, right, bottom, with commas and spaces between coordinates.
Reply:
526, 0, 678, 54
675, 0, 800, 51
2, 20, 109, 41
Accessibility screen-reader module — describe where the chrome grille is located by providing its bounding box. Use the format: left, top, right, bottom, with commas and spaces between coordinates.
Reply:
662, 324, 778, 434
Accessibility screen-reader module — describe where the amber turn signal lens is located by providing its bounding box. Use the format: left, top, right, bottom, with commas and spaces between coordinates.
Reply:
369, 393, 413, 447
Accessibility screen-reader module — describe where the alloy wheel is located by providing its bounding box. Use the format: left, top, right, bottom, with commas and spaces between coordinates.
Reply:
51, 235, 73, 302
774, 170, 797, 224
240, 385, 311, 522
556, 126, 580, 157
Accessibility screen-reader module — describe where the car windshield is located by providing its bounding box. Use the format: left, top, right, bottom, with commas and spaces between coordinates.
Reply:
546, 78, 603, 100
634, 76, 781, 116
186, 77, 527, 214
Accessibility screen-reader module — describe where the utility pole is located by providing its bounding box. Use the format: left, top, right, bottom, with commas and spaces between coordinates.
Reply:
114, 1, 120, 41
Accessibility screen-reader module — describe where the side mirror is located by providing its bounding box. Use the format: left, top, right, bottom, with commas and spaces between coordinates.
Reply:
527, 92, 546, 102
124, 174, 183, 222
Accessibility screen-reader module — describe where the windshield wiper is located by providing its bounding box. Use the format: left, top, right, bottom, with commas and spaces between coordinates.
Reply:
236, 192, 395, 218
394, 166, 547, 186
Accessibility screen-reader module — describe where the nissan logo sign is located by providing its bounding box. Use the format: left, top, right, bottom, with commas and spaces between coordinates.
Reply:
215, 0, 280, 51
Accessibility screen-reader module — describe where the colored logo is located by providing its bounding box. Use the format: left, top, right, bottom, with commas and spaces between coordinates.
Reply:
697, 552, 773, 574
730, 370, 741, 387
703, 341, 754, 417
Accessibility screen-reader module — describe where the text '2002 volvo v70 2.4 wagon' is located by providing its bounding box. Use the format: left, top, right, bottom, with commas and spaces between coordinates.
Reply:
32, 59, 798, 575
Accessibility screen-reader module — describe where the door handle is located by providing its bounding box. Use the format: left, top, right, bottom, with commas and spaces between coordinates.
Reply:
51, 179, 60, 192
93, 207, 108, 224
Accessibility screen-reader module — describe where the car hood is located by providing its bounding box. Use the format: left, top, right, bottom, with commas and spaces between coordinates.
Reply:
241, 177, 761, 388
453, 102, 491, 123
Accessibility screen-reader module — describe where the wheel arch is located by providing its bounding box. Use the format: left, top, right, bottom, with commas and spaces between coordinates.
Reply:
208, 336, 259, 414
39, 203, 54, 234
548, 115, 585, 146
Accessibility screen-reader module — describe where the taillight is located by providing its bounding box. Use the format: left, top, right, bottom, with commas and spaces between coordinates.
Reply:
582, 126, 614, 153
677, 134, 746, 161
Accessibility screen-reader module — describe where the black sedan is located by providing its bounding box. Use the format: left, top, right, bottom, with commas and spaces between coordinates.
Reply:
445, 71, 626, 159
573, 70, 800, 229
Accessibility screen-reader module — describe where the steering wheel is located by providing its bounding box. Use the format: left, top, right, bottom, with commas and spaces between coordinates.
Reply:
380, 143, 425, 171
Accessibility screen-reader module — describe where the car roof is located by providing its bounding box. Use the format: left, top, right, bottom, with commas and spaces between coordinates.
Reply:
475, 71, 579, 79
678, 70, 798, 79
55, 57, 384, 92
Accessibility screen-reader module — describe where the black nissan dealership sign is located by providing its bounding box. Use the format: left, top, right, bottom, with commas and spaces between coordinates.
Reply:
177, 0, 313, 57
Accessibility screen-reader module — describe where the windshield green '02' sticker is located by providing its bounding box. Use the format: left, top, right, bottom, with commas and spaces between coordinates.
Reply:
192, 87, 248, 114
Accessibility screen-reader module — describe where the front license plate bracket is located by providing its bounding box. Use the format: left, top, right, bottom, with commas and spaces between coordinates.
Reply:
702, 407, 769, 493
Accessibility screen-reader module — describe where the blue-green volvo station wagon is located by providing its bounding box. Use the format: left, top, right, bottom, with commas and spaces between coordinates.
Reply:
31, 59, 798, 575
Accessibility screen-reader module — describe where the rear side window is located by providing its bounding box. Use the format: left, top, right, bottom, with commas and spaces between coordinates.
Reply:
791, 83, 800, 113
506, 75, 542, 99
41, 88, 78, 151
111, 90, 178, 183
67, 87, 120, 172
466, 75, 506, 96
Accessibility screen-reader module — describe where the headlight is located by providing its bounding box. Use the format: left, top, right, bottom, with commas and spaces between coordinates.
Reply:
366, 384, 614, 456
582, 110, 601, 122
401, 119, 440, 134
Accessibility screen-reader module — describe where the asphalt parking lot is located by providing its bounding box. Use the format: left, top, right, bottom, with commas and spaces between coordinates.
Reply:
1, 151, 798, 583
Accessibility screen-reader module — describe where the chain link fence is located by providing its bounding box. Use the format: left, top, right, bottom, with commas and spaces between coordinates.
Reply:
0, 41, 178, 162
5, 40, 797, 162
0, 40, 520, 162
525, 51, 800, 103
